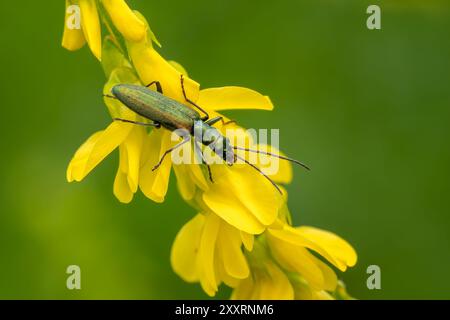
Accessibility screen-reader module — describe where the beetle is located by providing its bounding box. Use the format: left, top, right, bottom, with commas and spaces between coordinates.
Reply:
106, 75, 309, 193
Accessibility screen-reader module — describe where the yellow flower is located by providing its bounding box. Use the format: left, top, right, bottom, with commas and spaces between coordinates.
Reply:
171, 213, 252, 296
170, 137, 299, 297
67, 29, 279, 207
174, 211, 357, 300
232, 260, 295, 300
230, 223, 357, 300
170, 184, 287, 296
63, 1, 359, 300
231, 241, 294, 300
62, 0, 147, 60
66, 6, 284, 209
67, 67, 143, 203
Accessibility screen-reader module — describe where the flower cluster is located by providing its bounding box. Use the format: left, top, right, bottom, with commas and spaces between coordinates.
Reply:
62, 0, 357, 299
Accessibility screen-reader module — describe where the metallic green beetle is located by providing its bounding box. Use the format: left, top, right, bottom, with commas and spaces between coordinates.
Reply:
107, 75, 308, 193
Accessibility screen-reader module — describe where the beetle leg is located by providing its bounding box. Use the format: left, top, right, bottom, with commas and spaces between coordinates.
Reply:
194, 141, 214, 182
205, 116, 236, 127
114, 118, 161, 128
205, 164, 213, 183
145, 81, 163, 94
205, 116, 222, 126
180, 74, 210, 121
152, 136, 191, 171
221, 119, 236, 126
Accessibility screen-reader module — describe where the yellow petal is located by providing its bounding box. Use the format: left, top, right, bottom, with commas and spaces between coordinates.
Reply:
278, 202, 292, 225
127, 40, 200, 103
113, 171, 133, 203
132, 10, 161, 47
62, 0, 86, 51
217, 259, 240, 288
139, 129, 173, 203
256, 261, 294, 300
268, 235, 324, 290
202, 165, 281, 234
268, 226, 342, 270
268, 232, 337, 291
113, 145, 133, 203
172, 142, 208, 200
297, 226, 358, 270
291, 279, 313, 300
310, 253, 338, 291
124, 127, 146, 192
171, 214, 204, 282
291, 278, 335, 300
173, 164, 196, 201
240, 231, 254, 251
79, 0, 102, 60
218, 222, 249, 279
188, 163, 209, 191
231, 276, 255, 300
67, 130, 102, 182
269, 225, 356, 272
102, 0, 146, 42
83, 121, 132, 178
202, 183, 265, 235
68, 121, 132, 182
197, 87, 273, 111
173, 155, 209, 200
197, 213, 220, 296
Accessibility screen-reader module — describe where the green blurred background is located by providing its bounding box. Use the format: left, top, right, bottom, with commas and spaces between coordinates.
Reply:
0, 0, 449, 299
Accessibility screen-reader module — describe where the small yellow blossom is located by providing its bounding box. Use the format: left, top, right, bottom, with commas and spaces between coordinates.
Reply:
171, 161, 292, 297
230, 223, 357, 300
67, 65, 146, 203
171, 213, 251, 296
62, 0, 147, 60
231, 244, 295, 300
171, 207, 357, 298
62, 0, 86, 51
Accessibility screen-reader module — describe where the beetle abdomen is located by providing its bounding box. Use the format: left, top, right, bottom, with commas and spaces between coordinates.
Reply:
112, 84, 201, 131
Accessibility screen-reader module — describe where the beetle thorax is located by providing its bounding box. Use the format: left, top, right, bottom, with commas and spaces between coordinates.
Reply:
193, 121, 234, 165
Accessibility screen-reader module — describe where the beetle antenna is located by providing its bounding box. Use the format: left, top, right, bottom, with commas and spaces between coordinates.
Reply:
235, 154, 282, 195
233, 146, 310, 171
